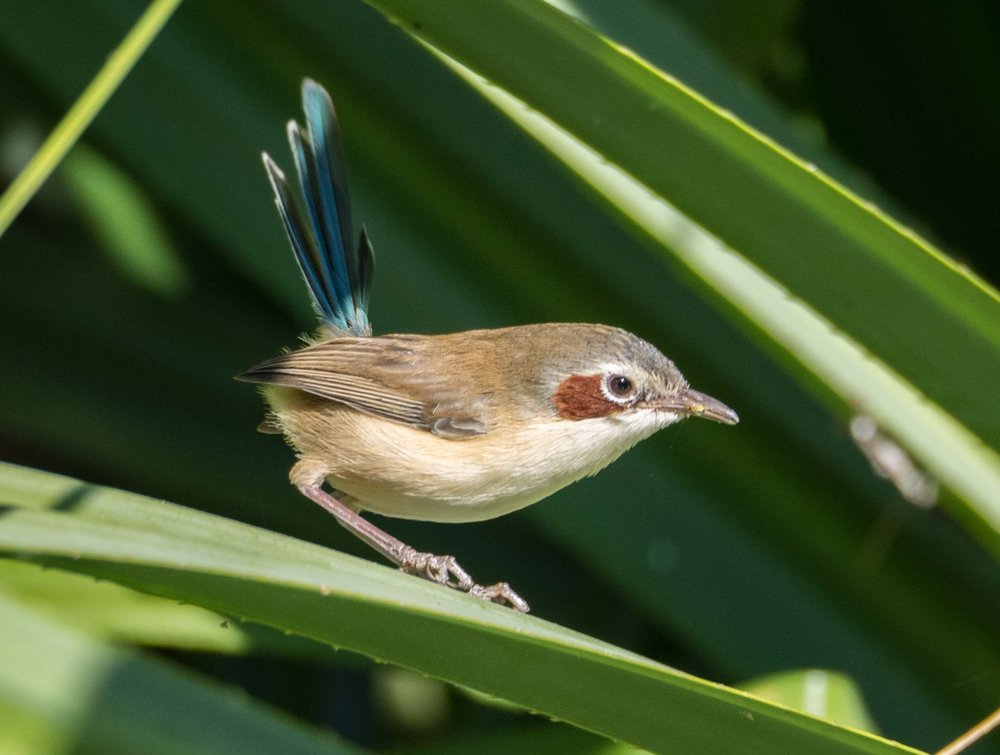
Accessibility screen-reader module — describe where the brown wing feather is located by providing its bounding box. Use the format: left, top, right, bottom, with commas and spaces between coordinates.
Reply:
237, 334, 492, 437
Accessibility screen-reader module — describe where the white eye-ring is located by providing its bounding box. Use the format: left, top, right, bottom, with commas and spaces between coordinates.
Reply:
603, 374, 637, 404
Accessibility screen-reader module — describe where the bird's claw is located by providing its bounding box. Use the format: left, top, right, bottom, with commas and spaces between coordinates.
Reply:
396, 546, 529, 612
467, 581, 530, 613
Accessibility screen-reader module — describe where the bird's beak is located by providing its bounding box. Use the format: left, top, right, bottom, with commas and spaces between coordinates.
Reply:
664, 388, 739, 425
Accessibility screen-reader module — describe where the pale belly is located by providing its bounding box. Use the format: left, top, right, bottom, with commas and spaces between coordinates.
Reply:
265, 388, 670, 522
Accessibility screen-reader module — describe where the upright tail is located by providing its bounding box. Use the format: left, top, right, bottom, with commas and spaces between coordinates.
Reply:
262, 79, 374, 336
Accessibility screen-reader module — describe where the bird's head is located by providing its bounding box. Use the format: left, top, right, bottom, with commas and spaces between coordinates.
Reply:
543, 325, 738, 431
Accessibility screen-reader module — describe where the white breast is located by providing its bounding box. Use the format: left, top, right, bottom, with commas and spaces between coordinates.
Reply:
281, 400, 680, 522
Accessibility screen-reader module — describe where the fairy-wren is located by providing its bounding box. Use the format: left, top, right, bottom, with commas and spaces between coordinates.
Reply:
239, 80, 738, 612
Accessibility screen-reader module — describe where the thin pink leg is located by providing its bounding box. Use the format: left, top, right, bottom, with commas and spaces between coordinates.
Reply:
297, 482, 529, 612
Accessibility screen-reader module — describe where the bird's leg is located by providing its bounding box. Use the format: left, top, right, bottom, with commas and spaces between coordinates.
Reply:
296, 481, 529, 612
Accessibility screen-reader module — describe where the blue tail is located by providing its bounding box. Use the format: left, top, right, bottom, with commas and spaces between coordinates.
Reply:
262, 79, 374, 336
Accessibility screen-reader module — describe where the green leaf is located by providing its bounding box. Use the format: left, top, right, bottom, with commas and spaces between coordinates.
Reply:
61, 144, 190, 296
0, 462, 918, 754
0, 0, 182, 235
363, 0, 1000, 552
0, 559, 337, 658
741, 669, 879, 734
0, 589, 358, 755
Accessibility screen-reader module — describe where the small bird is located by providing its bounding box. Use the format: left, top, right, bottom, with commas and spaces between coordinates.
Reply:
239, 80, 738, 612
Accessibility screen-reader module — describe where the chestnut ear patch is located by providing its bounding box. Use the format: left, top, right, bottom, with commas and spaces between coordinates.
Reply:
553, 374, 621, 420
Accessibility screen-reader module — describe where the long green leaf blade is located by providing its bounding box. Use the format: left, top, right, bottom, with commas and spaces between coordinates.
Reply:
364, 0, 1000, 548
0, 463, 918, 754
0, 591, 357, 754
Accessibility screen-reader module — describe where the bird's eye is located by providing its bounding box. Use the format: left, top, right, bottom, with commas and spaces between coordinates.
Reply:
605, 374, 636, 401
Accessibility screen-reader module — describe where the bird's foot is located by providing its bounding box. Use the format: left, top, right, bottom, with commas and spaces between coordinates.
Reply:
395, 546, 529, 613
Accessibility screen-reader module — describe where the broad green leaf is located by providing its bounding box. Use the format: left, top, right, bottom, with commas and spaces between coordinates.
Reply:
0, 559, 336, 658
363, 0, 1000, 551
0, 462, 919, 754
0, 591, 358, 755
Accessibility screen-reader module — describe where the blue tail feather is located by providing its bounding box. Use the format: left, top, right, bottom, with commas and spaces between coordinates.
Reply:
356, 226, 375, 312
261, 153, 334, 320
262, 79, 373, 336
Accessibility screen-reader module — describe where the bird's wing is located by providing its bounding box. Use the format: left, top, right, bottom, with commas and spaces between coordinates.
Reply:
237, 336, 489, 439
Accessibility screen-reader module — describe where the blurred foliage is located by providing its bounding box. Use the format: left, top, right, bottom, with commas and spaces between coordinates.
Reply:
1, 463, 915, 754
0, 0, 998, 752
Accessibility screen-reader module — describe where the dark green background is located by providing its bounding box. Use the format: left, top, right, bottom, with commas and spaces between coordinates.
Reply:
1, 1, 998, 751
